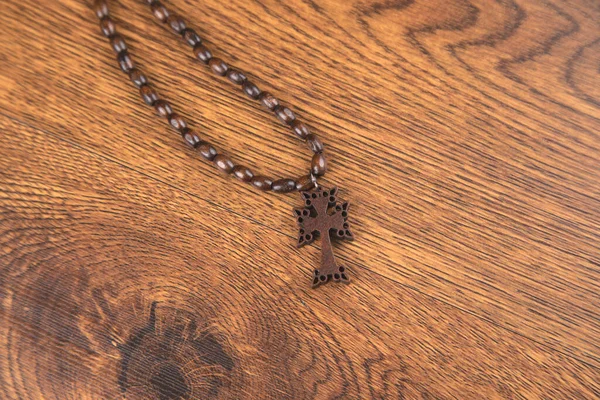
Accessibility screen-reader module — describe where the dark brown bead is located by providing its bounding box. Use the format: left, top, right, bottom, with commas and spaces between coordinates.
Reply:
166, 15, 186, 33
151, 2, 169, 22
290, 120, 310, 139
181, 28, 201, 47
311, 153, 327, 176
93, 0, 109, 19
110, 34, 127, 53
226, 69, 247, 85
139, 84, 159, 105
242, 81, 261, 99
272, 178, 297, 193
99, 16, 116, 37
117, 51, 135, 73
251, 176, 273, 191
306, 134, 324, 153
168, 113, 187, 131
295, 174, 316, 191
259, 92, 279, 110
193, 44, 212, 64
232, 165, 254, 182
154, 100, 172, 118
197, 141, 217, 161
182, 128, 201, 147
274, 106, 296, 125
208, 58, 228, 76
128, 68, 148, 88
213, 154, 235, 174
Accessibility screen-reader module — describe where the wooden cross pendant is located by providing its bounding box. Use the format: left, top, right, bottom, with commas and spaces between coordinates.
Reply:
293, 187, 354, 288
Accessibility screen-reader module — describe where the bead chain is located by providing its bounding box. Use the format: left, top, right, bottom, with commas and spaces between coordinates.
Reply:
93, 0, 328, 193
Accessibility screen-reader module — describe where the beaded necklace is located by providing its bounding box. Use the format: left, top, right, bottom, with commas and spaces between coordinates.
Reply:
92, 0, 355, 287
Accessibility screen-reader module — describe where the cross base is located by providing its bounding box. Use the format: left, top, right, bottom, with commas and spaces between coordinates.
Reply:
312, 265, 350, 288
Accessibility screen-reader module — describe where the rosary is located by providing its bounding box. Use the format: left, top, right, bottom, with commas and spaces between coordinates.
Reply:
92, 0, 354, 288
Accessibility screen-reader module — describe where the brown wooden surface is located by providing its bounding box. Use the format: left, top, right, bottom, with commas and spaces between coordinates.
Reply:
0, 0, 599, 398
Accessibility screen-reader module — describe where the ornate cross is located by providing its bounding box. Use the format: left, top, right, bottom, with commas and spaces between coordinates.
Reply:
293, 187, 354, 288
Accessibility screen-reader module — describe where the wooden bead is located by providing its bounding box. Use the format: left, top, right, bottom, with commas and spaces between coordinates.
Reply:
242, 81, 261, 99
290, 120, 310, 139
274, 106, 296, 125
197, 141, 217, 161
168, 113, 187, 131
306, 134, 324, 153
295, 174, 316, 191
128, 68, 148, 88
154, 100, 172, 118
272, 178, 297, 193
232, 165, 254, 182
182, 128, 201, 147
117, 51, 135, 73
226, 69, 247, 85
139, 84, 159, 105
213, 154, 235, 174
259, 92, 279, 110
311, 153, 327, 176
151, 2, 169, 22
109, 34, 127, 54
167, 15, 186, 33
251, 176, 273, 191
99, 16, 116, 37
93, 0, 109, 19
181, 28, 201, 47
208, 58, 228, 76
193, 44, 212, 64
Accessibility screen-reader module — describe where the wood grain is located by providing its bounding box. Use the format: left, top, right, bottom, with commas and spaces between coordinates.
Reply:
0, 0, 599, 397
1, 116, 599, 398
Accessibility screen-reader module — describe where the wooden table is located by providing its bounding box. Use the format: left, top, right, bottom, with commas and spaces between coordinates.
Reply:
1, 0, 599, 398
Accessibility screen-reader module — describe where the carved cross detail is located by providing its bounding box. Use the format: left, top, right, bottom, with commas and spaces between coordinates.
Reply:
293, 187, 354, 288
